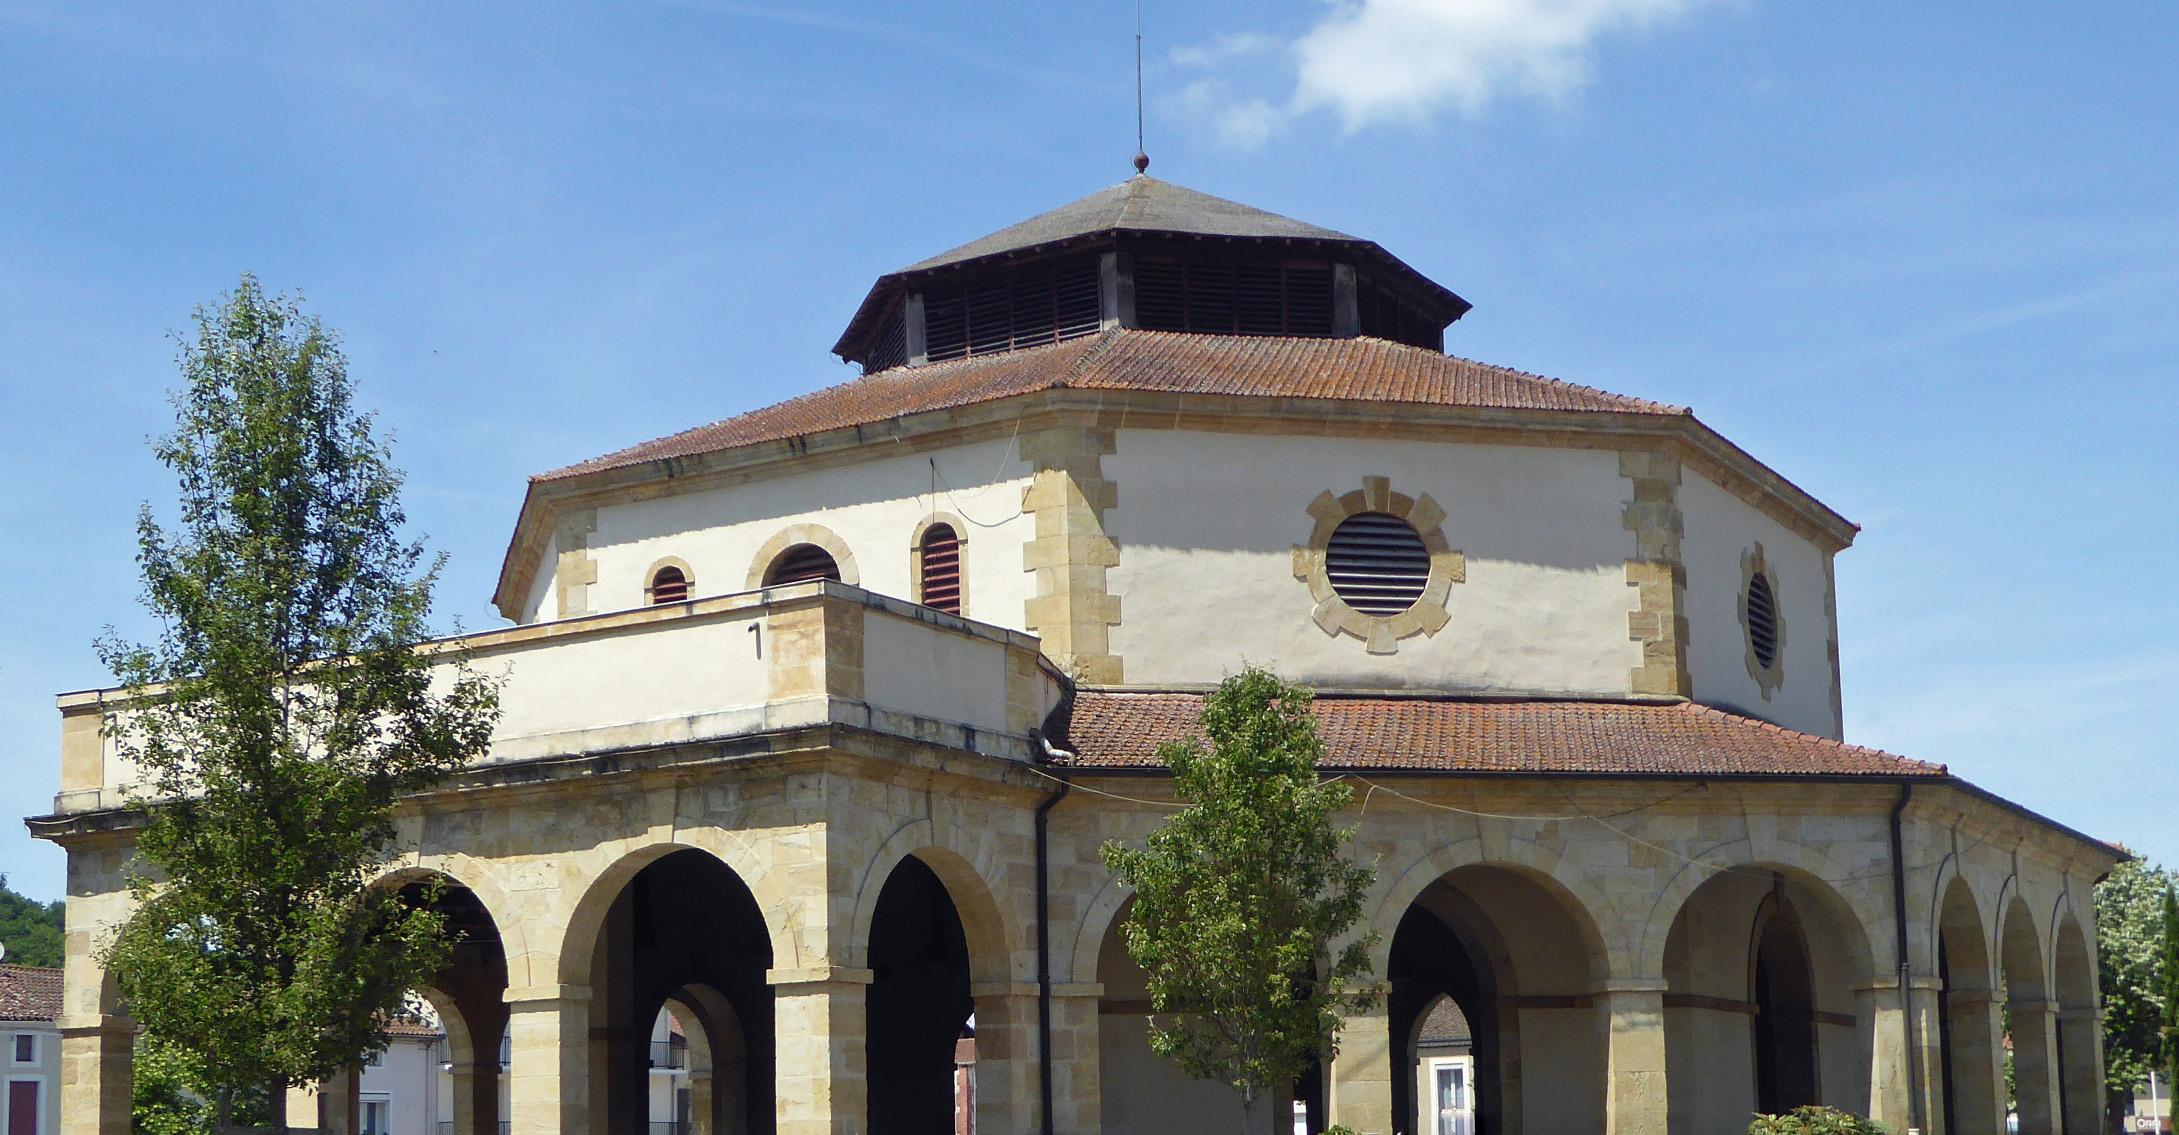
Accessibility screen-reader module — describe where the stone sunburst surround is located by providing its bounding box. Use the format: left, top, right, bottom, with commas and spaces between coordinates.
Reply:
1293, 475, 1464, 655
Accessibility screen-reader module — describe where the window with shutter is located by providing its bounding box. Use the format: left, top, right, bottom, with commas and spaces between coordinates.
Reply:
919, 524, 963, 615
649, 565, 689, 605
766, 544, 842, 586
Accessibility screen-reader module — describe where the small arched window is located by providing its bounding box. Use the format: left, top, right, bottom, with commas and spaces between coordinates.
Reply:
1745, 571, 1780, 671
1325, 512, 1431, 616
648, 565, 689, 605
918, 524, 963, 615
765, 543, 842, 586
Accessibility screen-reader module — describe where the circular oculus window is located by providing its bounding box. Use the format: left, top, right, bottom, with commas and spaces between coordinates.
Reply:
1324, 512, 1431, 616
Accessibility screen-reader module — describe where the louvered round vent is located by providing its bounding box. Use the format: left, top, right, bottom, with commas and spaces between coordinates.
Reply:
649, 565, 689, 605
1326, 512, 1431, 616
1746, 572, 1780, 669
766, 544, 842, 586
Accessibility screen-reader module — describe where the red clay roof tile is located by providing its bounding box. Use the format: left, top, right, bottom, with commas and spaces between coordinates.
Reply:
1058, 692, 1945, 778
540, 330, 1686, 482
0, 965, 62, 1022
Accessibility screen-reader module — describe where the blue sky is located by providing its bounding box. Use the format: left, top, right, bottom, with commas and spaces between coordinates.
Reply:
1, 2, 2173, 903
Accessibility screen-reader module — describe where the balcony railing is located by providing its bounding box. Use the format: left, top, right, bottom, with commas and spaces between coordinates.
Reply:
648, 1039, 688, 1071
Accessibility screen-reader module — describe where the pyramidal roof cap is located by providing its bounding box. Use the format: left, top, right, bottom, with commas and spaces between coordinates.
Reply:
899, 176, 1359, 274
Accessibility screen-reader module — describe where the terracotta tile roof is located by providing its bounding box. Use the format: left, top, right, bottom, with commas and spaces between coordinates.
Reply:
899, 177, 1358, 274
540, 330, 1687, 482
0, 965, 62, 1022
1057, 692, 1946, 778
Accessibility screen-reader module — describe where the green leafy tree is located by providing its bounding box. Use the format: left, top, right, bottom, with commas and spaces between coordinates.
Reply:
97, 276, 499, 1124
1099, 667, 1378, 1133
2163, 886, 2179, 1092
2099, 857, 2174, 1119
0, 875, 65, 968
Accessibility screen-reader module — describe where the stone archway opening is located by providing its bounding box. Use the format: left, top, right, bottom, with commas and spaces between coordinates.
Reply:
1663, 867, 1869, 1133
865, 854, 975, 1135
1999, 897, 2056, 1135
1750, 891, 1819, 1114
1409, 993, 1477, 1135
1936, 875, 2001, 1135
1390, 864, 1607, 1135
2051, 914, 2100, 1133
588, 849, 776, 1135
647, 985, 750, 1135
396, 876, 509, 1135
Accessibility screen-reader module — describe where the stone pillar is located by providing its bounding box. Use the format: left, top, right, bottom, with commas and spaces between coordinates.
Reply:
56, 1014, 132, 1135
446, 1060, 487, 1135
316, 1065, 362, 1135
1048, 986, 1104, 1135
970, 984, 1040, 1135
770, 966, 872, 1135
505, 985, 592, 1135
1863, 977, 1942, 1135
687, 1067, 715, 1135
2058, 1007, 2104, 1135
1327, 997, 1394, 1135
1943, 987, 2006, 1135
2009, 999, 2062, 1135
1600, 981, 1668, 1135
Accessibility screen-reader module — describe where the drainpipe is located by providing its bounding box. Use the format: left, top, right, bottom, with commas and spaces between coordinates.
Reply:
1891, 782, 1923, 1134
1034, 737, 1074, 1135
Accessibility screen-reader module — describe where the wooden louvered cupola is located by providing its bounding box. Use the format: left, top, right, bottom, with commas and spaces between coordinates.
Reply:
834, 176, 1471, 373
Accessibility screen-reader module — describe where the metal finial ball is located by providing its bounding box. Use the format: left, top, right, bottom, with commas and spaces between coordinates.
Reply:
1133, 152, 1150, 174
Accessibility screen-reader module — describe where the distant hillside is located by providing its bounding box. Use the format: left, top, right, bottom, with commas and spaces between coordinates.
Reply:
0, 876, 64, 969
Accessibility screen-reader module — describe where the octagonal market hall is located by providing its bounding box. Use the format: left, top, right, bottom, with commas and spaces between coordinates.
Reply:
34, 174, 2118, 1135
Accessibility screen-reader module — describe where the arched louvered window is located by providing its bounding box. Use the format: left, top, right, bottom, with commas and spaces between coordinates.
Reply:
765, 544, 842, 586
1746, 572, 1781, 670
1325, 512, 1431, 616
918, 524, 962, 615
648, 565, 689, 605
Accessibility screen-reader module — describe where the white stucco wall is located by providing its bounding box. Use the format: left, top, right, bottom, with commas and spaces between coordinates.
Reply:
862, 606, 1014, 736
1678, 471, 1840, 738
527, 439, 1035, 627
1104, 430, 1641, 695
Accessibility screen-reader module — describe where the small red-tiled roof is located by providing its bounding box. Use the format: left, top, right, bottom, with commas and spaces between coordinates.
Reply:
0, 965, 62, 1022
540, 330, 1685, 482
383, 1018, 444, 1039
1059, 693, 1945, 778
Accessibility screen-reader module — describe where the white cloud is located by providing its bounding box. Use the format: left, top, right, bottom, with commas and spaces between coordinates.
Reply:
1175, 0, 1723, 143
1168, 31, 1281, 68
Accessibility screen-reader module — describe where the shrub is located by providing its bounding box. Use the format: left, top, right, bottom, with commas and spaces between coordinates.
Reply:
1747, 1105, 1887, 1135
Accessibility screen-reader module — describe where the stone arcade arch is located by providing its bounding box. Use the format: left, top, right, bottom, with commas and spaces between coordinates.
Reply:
658, 984, 750, 1135
1934, 874, 2003, 1135
1388, 864, 1610, 1135
2051, 911, 2100, 1133
865, 854, 976, 1135
578, 849, 777, 1135
1662, 867, 1871, 1133
396, 875, 511, 1135
2000, 896, 2057, 1135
